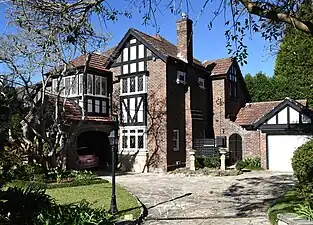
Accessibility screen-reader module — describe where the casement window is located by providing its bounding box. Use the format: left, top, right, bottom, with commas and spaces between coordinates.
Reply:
228, 66, 238, 98
87, 99, 107, 114
52, 74, 80, 96
79, 74, 83, 94
87, 99, 93, 112
86, 74, 107, 96
120, 75, 146, 95
120, 128, 145, 151
87, 74, 93, 94
173, 130, 179, 151
198, 78, 205, 89
176, 71, 186, 84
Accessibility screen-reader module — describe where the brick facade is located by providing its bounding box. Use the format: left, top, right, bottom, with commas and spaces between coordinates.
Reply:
212, 71, 268, 168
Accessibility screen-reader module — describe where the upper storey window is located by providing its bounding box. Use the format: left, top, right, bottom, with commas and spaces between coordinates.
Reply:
228, 66, 238, 98
120, 75, 146, 96
87, 74, 107, 96
52, 75, 80, 97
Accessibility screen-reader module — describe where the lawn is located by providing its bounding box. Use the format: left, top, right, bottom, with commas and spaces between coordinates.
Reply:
268, 189, 303, 224
46, 182, 142, 220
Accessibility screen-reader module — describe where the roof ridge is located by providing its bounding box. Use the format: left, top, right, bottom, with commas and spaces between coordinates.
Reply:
131, 28, 177, 48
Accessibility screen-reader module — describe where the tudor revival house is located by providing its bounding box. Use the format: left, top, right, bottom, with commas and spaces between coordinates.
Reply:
25, 15, 313, 172
102, 15, 313, 173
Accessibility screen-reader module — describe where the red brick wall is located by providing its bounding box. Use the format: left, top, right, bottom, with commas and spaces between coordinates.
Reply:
146, 58, 168, 172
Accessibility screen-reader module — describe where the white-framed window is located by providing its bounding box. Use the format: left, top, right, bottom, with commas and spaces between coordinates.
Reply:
120, 75, 147, 96
176, 71, 186, 84
87, 74, 93, 94
52, 74, 81, 97
198, 78, 205, 89
173, 130, 179, 151
95, 100, 100, 113
102, 100, 107, 114
94, 76, 107, 96
87, 99, 93, 112
120, 127, 145, 151
79, 74, 83, 94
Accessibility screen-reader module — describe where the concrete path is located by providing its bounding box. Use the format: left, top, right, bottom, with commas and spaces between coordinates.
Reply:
105, 171, 295, 225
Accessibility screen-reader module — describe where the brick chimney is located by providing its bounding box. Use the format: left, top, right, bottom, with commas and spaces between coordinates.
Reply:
176, 13, 193, 64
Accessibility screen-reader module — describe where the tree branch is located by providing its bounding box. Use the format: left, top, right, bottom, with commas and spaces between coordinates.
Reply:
238, 0, 313, 35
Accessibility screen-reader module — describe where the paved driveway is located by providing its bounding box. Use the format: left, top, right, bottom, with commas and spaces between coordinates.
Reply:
111, 171, 295, 225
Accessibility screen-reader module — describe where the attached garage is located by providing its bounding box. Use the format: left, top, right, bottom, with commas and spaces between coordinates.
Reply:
267, 135, 310, 172
253, 98, 313, 172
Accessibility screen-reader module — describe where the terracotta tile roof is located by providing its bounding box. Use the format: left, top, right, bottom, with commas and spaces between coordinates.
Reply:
104, 28, 203, 66
235, 99, 308, 126
70, 53, 110, 71
46, 95, 82, 120
202, 58, 233, 75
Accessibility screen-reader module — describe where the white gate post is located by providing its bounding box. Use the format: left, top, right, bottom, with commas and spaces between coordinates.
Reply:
190, 150, 195, 171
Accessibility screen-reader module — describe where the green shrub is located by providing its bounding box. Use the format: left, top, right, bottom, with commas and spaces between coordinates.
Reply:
292, 139, 313, 199
244, 157, 261, 169
195, 155, 220, 169
235, 157, 261, 170
235, 160, 246, 170
0, 185, 54, 225
35, 200, 112, 225
295, 203, 313, 221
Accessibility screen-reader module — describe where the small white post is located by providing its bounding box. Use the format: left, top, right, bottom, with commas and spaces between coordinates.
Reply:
190, 151, 195, 171
219, 148, 227, 171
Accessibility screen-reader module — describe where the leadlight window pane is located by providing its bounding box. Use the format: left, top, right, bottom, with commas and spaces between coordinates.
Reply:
130, 77, 135, 92
122, 136, 128, 148
130, 130, 136, 133
60, 79, 64, 95
87, 74, 93, 94
79, 74, 83, 94
53, 79, 58, 93
138, 75, 143, 92
102, 100, 106, 113
138, 135, 143, 148
101, 77, 106, 96
65, 77, 70, 95
130, 136, 136, 148
95, 76, 101, 95
122, 79, 127, 93
95, 100, 100, 113
72, 76, 78, 95
88, 99, 93, 112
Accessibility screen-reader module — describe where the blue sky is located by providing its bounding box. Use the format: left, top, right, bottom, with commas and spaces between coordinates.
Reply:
0, 1, 276, 76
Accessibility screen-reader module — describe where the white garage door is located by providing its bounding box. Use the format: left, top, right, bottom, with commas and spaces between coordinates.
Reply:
268, 135, 310, 172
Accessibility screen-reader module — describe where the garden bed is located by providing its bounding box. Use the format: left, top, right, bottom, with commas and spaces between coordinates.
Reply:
268, 189, 303, 224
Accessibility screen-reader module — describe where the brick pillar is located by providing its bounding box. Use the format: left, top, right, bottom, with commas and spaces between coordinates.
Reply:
259, 131, 267, 169
185, 86, 193, 168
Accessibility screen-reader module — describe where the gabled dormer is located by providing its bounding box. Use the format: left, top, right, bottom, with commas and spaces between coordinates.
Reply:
50, 53, 113, 117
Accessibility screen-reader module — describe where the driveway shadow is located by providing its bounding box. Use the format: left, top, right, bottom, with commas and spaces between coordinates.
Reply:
222, 174, 296, 217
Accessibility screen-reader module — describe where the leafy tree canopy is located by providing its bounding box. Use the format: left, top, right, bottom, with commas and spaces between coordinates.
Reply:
274, 0, 313, 107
